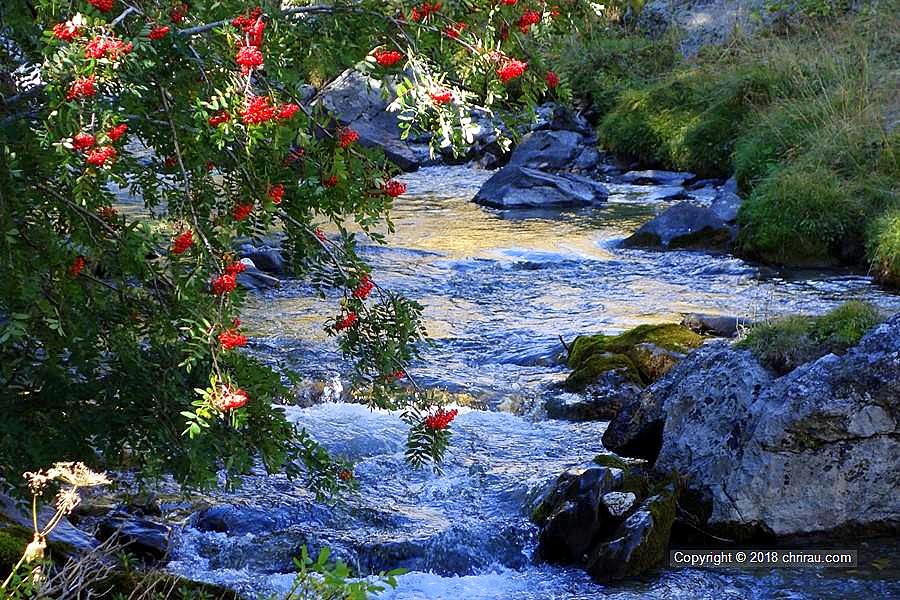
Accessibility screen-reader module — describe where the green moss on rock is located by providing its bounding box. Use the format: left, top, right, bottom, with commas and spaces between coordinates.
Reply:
566, 325, 703, 390
735, 301, 883, 374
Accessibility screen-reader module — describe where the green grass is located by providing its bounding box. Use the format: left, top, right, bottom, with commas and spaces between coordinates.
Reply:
868, 209, 900, 286
735, 301, 883, 374
552, 30, 677, 116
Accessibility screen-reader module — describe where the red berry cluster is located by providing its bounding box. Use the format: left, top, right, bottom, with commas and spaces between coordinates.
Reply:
546, 71, 560, 88
148, 25, 170, 40
85, 146, 117, 167
352, 275, 374, 300
444, 22, 466, 39
66, 75, 96, 101
334, 311, 358, 331
410, 2, 442, 21
424, 408, 458, 430
72, 132, 95, 151
218, 328, 248, 350
430, 89, 453, 105
107, 123, 128, 141
232, 6, 265, 46
497, 58, 527, 84
339, 128, 359, 149
314, 227, 327, 241
385, 370, 406, 383
501, 0, 517, 5
208, 110, 230, 127
232, 203, 253, 221
238, 96, 297, 126
87, 0, 114, 13
277, 103, 299, 120
382, 180, 407, 197
268, 183, 285, 204
235, 45, 264, 75
52, 21, 81, 42
517, 10, 541, 33
374, 49, 403, 67
217, 386, 249, 411
69, 255, 86, 277
172, 229, 193, 254
212, 264, 244, 295
84, 36, 133, 60
322, 175, 338, 188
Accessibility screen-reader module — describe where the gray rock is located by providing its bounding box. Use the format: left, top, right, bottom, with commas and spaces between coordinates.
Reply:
239, 247, 284, 275
709, 189, 742, 222
536, 465, 624, 563
602, 492, 638, 518
547, 370, 642, 421
586, 489, 676, 581
195, 504, 278, 534
508, 130, 594, 172
97, 513, 170, 560
533, 103, 594, 136
236, 258, 280, 290
643, 186, 690, 202
622, 202, 734, 250
473, 166, 608, 208
639, 0, 773, 57
604, 342, 769, 462
619, 170, 696, 186
654, 314, 900, 536
680, 312, 749, 338
315, 69, 431, 171
0, 493, 98, 555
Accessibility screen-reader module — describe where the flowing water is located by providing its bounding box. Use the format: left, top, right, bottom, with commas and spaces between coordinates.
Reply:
166, 166, 900, 599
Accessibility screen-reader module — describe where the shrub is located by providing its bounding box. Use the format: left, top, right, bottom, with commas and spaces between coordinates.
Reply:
868, 209, 900, 287
736, 301, 883, 373
736, 163, 866, 265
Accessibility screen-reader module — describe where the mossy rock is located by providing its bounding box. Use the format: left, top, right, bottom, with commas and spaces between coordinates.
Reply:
565, 352, 641, 392
623, 486, 678, 577
565, 325, 703, 390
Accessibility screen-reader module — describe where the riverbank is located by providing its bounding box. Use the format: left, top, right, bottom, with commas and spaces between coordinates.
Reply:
552, 2, 899, 284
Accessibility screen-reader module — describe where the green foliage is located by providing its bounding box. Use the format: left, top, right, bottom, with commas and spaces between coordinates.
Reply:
0, 0, 574, 492
0, 528, 28, 578
736, 163, 865, 265
551, 29, 677, 115
868, 209, 900, 286
767, 0, 851, 18
736, 301, 883, 374
279, 546, 404, 600
598, 65, 777, 177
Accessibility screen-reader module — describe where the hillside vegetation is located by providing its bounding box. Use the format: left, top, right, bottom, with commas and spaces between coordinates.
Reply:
553, 2, 900, 282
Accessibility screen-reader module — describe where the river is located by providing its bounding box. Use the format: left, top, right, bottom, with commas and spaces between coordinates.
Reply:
165, 166, 900, 599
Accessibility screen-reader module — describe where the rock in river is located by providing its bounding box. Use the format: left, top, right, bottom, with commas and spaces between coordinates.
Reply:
622, 201, 734, 250
473, 166, 608, 208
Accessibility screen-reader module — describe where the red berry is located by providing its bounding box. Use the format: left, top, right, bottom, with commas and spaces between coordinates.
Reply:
72, 133, 95, 151
268, 183, 285, 204
382, 180, 407, 197
52, 21, 80, 42
545, 71, 560, 89
68, 255, 86, 277
172, 230, 193, 254
148, 25, 170, 40
374, 49, 403, 67
424, 408, 458, 430
218, 328, 248, 350
338, 128, 359, 149
497, 59, 527, 84
88, 0, 114, 13
107, 123, 128, 141
211, 273, 238, 295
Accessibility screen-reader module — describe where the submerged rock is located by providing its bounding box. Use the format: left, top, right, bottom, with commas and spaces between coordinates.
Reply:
680, 312, 749, 338
546, 371, 642, 421
97, 513, 171, 560
473, 166, 608, 208
618, 170, 696, 186
655, 314, 900, 536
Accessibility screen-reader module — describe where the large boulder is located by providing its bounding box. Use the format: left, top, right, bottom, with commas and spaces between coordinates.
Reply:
315, 69, 431, 171
638, 0, 773, 57
565, 324, 703, 392
602, 342, 769, 461
97, 513, 171, 560
473, 166, 608, 208
654, 314, 900, 536
622, 201, 734, 250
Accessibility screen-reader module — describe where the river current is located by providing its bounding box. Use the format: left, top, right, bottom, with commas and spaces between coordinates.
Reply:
165, 166, 900, 599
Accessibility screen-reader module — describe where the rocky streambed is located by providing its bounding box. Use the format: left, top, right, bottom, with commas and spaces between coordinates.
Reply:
11, 164, 899, 598
158, 165, 900, 598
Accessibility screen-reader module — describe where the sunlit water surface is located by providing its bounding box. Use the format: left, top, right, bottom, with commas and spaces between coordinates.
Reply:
166, 166, 900, 599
